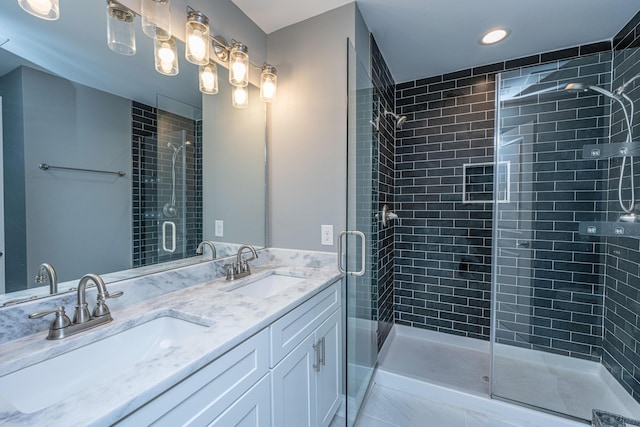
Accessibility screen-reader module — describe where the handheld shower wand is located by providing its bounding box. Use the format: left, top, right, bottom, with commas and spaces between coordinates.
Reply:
565, 82, 636, 214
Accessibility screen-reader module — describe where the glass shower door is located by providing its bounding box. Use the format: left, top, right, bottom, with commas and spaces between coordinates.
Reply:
491, 55, 612, 422
344, 40, 377, 427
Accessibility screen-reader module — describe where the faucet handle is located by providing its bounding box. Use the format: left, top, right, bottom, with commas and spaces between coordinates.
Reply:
106, 290, 124, 299
29, 306, 71, 330
222, 263, 236, 280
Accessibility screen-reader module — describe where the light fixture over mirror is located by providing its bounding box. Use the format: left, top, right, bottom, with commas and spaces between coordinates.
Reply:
106, 0, 136, 56
185, 9, 210, 65
141, 0, 171, 41
16, 0, 278, 107
18, 0, 59, 20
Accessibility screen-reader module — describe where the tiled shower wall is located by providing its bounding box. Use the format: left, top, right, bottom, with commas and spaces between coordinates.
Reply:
604, 11, 640, 401
132, 101, 202, 268
393, 42, 613, 353
394, 66, 495, 339
371, 36, 395, 349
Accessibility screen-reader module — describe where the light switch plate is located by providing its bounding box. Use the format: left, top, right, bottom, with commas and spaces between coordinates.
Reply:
215, 220, 224, 237
321, 225, 333, 246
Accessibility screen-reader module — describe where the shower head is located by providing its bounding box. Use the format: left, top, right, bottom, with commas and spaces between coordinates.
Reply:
384, 110, 407, 129
564, 82, 620, 101
564, 82, 588, 93
167, 141, 192, 153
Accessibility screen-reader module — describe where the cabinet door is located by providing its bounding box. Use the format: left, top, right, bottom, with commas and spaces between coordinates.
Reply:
316, 309, 342, 427
208, 374, 271, 427
272, 334, 317, 427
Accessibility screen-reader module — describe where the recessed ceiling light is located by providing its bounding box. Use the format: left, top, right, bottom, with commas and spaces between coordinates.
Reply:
480, 28, 510, 45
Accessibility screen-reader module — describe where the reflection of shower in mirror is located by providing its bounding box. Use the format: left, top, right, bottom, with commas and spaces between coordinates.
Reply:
163, 139, 192, 218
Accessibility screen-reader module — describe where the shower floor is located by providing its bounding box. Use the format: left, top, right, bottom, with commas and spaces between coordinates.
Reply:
378, 325, 640, 422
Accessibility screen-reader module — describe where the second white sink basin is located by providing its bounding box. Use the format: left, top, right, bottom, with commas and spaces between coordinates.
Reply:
0, 314, 209, 414
225, 273, 305, 299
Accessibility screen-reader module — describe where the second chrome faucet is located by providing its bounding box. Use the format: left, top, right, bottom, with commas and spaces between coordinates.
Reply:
223, 244, 258, 280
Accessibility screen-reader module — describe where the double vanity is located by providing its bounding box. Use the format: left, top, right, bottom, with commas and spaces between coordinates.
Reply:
0, 249, 342, 426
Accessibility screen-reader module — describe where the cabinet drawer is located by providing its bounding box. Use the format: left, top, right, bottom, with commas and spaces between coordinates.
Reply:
270, 280, 340, 367
117, 328, 269, 427
207, 374, 271, 427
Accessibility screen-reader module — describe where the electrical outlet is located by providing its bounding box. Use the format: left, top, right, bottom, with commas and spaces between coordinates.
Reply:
215, 220, 224, 237
321, 225, 333, 246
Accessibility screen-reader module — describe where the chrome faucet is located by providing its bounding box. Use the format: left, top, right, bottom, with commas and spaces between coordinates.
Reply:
28, 273, 123, 340
35, 263, 58, 294
223, 244, 258, 280
196, 240, 217, 260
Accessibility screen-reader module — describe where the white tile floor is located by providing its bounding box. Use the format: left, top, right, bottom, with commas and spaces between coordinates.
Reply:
349, 325, 640, 426
353, 384, 522, 427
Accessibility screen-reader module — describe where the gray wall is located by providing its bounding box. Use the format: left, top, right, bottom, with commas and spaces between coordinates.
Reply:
20, 67, 132, 284
202, 69, 266, 248
267, 3, 364, 252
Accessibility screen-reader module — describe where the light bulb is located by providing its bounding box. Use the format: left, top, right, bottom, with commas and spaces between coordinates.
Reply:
233, 86, 248, 108
232, 58, 247, 84
201, 67, 215, 91
19, 0, 59, 20
262, 78, 275, 99
260, 65, 277, 103
26, 0, 52, 15
188, 29, 206, 61
158, 43, 175, 73
234, 87, 247, 104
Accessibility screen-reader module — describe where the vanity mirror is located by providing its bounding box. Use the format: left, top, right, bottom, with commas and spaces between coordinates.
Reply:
0, 1, 267, 304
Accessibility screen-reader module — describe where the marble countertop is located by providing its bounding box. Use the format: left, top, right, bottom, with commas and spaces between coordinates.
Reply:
0, 255, 341, 426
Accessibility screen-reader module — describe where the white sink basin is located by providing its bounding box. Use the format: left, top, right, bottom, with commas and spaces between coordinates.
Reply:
0, 315, 208, 413
225, 273, 305, 299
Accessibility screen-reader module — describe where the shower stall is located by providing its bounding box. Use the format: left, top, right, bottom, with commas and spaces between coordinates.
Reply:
345, 24, 640, 426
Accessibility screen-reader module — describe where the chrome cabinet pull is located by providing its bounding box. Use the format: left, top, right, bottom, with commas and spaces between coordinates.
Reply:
312, 340, 321, 372
321, 336, 326, 366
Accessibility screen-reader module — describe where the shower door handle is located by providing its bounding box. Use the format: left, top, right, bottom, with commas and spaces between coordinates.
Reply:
162, 221, 176, 253
338, 230, 366, 276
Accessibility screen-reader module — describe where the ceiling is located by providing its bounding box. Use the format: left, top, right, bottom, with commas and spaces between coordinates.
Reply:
231, 0, 640, 83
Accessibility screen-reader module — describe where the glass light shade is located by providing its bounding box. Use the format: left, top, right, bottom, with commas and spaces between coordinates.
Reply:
199, 63, 218, 95
185, 10, 210, 65
260, 65, 277, 103
229, 43, 249, 87
154, 36, 179, 76
141, 0, 171, 41
107, 0, 136, 56
232, 86, 248, 109
18, 0, 59, 20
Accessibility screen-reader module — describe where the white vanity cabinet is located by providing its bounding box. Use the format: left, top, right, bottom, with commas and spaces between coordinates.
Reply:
116, 279, 342, 427
116, 328, 271, 427
271, 281, 342, 427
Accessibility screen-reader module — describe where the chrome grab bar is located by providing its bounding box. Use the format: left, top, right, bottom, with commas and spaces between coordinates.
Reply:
338, 230, 366, 276
162, 221, 176, 253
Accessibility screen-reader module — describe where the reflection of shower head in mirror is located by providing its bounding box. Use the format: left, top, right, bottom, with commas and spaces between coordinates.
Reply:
383, 110, 407, 129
